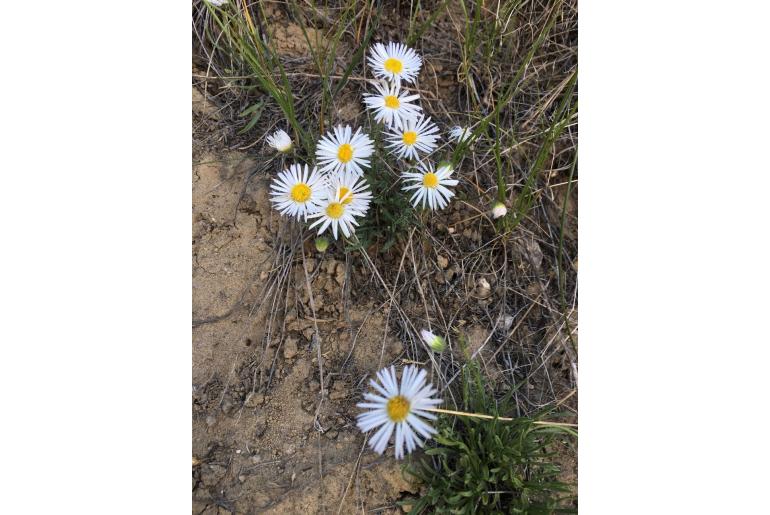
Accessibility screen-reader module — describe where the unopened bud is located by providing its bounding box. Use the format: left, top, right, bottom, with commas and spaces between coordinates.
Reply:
315, 237, 329, 252
420, 329, 446, 353
492, 201, 507, 219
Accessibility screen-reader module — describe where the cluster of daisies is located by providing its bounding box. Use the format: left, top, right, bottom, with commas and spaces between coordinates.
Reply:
268, 42, 476, 241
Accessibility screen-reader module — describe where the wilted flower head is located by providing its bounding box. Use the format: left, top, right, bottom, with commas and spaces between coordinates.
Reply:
492, 201, 507, 219
266, 129, 293, 153
420, 329, 446, 352
206, 0, 228, 6
449, 126, 472, 144
356, 365, 442, 459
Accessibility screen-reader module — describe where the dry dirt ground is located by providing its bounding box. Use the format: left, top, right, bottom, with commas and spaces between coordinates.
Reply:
193, 93, 422, 513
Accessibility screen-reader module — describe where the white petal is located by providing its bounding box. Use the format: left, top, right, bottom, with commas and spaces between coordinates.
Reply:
357, 412, 389, 432
406, 413, 436, 439
371, 421, 395, 454
394, 422, 404, 459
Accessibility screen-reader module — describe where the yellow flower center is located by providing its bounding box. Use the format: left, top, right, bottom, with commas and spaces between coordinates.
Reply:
384, 95, 400, 109
290, 183, 311, 202
384, 57, 403, 74
422, 173, 439, 189
339, 186, 353, 205
337, 143, 353, 163
386, 395, 410, 423
402, 131, 418, 146
326, 202, 344, 219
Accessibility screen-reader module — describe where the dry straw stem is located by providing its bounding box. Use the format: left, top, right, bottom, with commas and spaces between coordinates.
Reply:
423, 407, 577, 428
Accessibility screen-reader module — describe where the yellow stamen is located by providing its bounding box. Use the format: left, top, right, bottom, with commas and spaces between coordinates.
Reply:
339, 186, 353, 205
386, 395, 410, 423
290, 183, 311, 202
422, 173, 439, 189
402, 131, 417, 146
337, 143, 353, 163
384, 95, 400, 109
384, 57, 403, 74
326, 202, 344, 219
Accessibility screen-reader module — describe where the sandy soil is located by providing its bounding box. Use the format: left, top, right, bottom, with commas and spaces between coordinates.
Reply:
193, 95, 421, 514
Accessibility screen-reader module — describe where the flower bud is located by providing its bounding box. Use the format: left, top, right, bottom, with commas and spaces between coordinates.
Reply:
491, 201, 507, 219
315, 236, 329, 252
420, 329, 446, 353
266, 129, 293, 153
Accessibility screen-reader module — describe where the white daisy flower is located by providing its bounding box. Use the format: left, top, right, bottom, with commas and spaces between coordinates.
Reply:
269, 163, 326, 221
401, 161, 459, 211
449, 126, 472, 144
316, 125, 374, 177
326, 170, 373, 213
307, 185, 367, 240
363, 80, 422, 130
367, 42, 422, 86
356, 365, 442, 459
385, 115, 440, 161
491, 201, 507, 219
420, 329, 446, 352
266, 129, 293, 153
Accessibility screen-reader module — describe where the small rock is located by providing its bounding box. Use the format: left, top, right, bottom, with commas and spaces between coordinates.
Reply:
325, 430, 339, 440
283, 338, 298, 359
524, 238, 544, 270
389, 339, 404, 357
221, 397, 237, 415
334, 262, 346, 286
437, 255, 449, 269
314, 275, 328, 291
476, 277, 492, 299
301, 399, 315, 413
201, 464, 227, 486
254, 413, 268, 437
238, 474, 246, 483
496, 314, 515, 332
245, 392, 265, 408
205, 415, 217, 427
